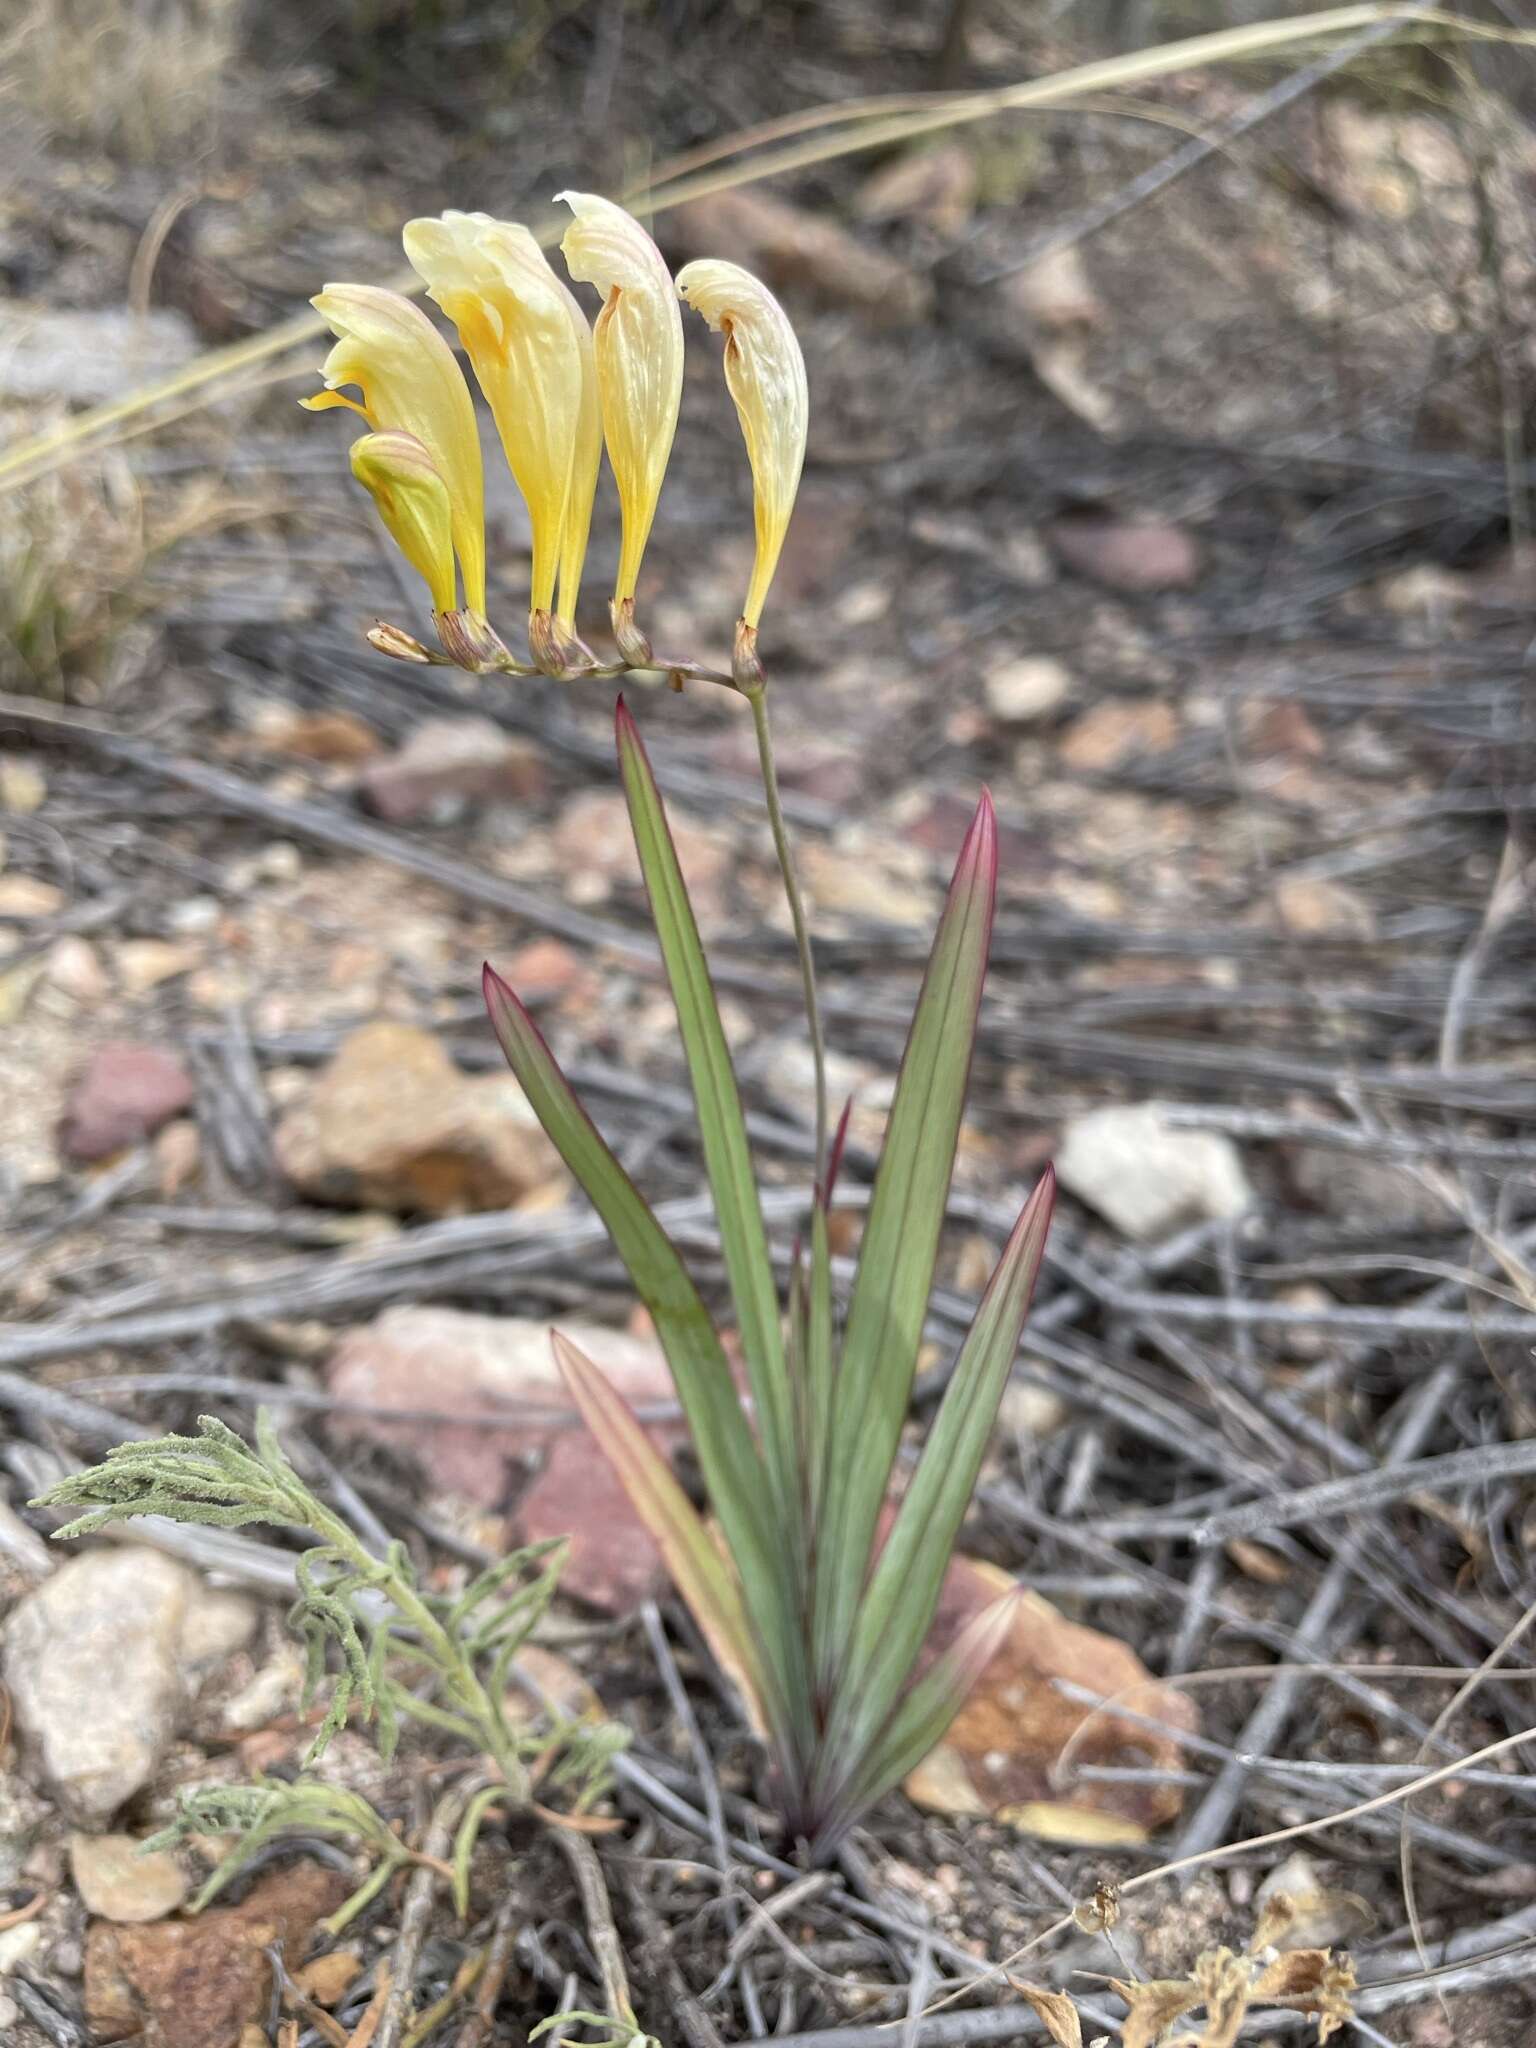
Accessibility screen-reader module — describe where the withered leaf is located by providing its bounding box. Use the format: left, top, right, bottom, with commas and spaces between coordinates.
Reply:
1167, 1948, 1250, 2048
1252, 1948, 1358, 2040
1011, 1980, 1083, 2048
1110, 1975, 1201, 2048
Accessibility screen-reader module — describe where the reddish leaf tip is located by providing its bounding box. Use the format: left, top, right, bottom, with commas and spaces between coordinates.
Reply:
481, 960, 523, 1020
615, 692, 636, 738
1019, 1159, 1057, 1235
818, 1095, 854, 1210
952, 787, 998, 894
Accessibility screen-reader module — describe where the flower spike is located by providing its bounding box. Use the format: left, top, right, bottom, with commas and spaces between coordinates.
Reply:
303, 284, 486, 619
403, 212, 600, 637
557, 192, 683, 638
676, 260, 807, 634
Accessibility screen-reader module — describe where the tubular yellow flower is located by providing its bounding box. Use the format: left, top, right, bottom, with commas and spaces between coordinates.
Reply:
303, 284, 485, 615
676, 260, 807, 631
403, 211, 600, 626
557, 192, 683, 610
349, 431, 456, 616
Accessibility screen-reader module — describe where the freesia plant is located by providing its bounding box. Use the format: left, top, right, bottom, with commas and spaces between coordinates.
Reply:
302, 194, 1059, 1854
51, 193, 1056, 1861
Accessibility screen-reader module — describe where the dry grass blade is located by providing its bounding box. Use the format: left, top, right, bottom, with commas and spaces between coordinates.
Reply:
3, 5, 1515, 492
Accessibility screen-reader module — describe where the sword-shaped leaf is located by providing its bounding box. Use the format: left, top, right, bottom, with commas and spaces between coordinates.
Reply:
615, 699, 797, 1522
837, 1585, 1021, 1833
812, 791, 998, 1691
483, 966, 802, 1728
824, 1167, 1054, 1768
552, 1330, 781, 1745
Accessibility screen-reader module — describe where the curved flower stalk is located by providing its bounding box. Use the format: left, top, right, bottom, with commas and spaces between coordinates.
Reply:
557, 192, 683, 662
676, 259, 807, 678
404, 211, 601, 674
303, 284, 488, 656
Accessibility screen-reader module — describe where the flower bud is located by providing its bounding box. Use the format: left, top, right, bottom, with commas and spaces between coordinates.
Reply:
303, 284, 486, 615
367, 621, 436, 663
557, 192, 683, 607
403, 212, 600, 626
349, 430, 456, 616
676, 260, 806, 630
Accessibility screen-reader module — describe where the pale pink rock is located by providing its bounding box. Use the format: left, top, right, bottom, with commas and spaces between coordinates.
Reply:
60, 1043, 195, 1162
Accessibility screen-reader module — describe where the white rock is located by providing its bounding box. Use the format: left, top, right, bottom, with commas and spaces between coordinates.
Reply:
0, 1921, 42, 1974
996, 1381, 1068, 1441
1056, 1102, 1254, 1240
0, 307, 198, 405
1, 1547, 258, 1825
44, 935, 109, 1004
984, 655, 1072, 725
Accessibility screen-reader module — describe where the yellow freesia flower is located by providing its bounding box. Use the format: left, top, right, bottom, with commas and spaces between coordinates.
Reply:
403, 211, 600, 629
349, 430, 456, 616
303, 284, 486, 616
676, 260, 807, 631
557, 192, 682, 614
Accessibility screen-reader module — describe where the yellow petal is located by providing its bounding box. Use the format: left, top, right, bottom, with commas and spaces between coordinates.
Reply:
404, 212, 598, 622
309, 283, 486, 613
557, 192, 682, 606
676, 260, 807, 629
349, 430, 457, 616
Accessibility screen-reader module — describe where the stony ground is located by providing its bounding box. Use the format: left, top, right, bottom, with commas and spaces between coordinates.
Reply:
3, 5, 1536, 2045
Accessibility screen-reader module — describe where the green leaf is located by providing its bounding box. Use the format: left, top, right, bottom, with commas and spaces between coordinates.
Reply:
812, 791, 998, 1693
838, 1586, 1021, 1832
483, 965, 784, 1607
453, 1781, 510, 1917
551, 1330, 784, 1746
614, 699, 797, 1524
804, 1199, 835, 1526
825, 1167, 1054, 1767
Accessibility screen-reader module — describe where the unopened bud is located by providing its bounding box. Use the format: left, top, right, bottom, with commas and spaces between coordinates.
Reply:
367, 621, 436, 663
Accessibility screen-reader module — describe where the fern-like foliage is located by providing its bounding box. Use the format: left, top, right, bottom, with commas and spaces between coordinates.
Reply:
38, 1411, 626, 1920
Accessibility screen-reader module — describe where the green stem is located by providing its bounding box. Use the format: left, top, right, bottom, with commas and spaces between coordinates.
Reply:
304, 1496, 517, 1783
744, 680, 828, 1187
